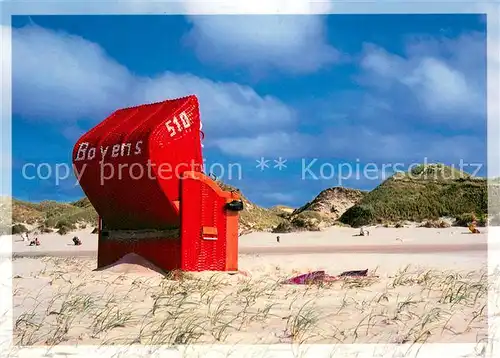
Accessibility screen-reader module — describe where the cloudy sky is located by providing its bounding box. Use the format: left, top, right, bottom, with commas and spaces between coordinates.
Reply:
10, 13, 487, 207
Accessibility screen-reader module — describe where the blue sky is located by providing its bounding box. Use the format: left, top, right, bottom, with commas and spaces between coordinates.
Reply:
10, 14, 488, 207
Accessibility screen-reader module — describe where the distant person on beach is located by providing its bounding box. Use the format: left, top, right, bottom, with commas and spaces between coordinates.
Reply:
360, 227, 370, 236
468, 220, 480, 234
276, 235, 280, 243
73, 236, 82, 246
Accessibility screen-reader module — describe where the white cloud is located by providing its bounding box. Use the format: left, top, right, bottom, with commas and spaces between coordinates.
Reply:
136, 74, 294, 133
211, 131, 318, 157
182, 0, 327, 15
333, 129, 485, 164
401, 57, 472, 112
7, 21, 491, 171
204, 27, 488, 163
217, 125, 485, 165
11, 24, 295, 141
12, 25, 134, 120
183, 14, 341, 75
181, 0, 339, 75
359, 33, 486, 123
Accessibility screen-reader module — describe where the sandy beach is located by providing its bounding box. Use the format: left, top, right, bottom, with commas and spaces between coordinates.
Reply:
10, 225, 489, 256
7, 225, 492, 346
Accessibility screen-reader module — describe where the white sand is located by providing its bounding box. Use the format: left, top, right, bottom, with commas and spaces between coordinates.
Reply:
11, 229, 98, 254
94, 253, 167, 275
12, 250, 488, 346
241, 226, 488, 247
9, 226, 488, 255
7, 226, 493, 345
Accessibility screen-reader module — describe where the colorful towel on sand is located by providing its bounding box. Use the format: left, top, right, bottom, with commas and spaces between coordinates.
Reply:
282, 269, 372, 284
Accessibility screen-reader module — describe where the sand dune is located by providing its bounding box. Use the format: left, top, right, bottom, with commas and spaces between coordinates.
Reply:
94, 253, 167, 276
12, 251, 488, 346
9, 225, 493, 346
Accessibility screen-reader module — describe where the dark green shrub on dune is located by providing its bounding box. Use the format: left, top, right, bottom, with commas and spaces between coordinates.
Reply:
340, 164, 487, 227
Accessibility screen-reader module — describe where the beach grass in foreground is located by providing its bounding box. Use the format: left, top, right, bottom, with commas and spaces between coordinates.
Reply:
13, 253, 488, 346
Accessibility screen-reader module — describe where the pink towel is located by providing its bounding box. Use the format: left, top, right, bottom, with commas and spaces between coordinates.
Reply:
282, 269, 373, 285
282, 271, 326, 284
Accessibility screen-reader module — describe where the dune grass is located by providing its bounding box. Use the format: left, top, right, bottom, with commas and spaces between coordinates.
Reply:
10, 198, 98, 233
340, 164, 488, 227
13, 257, 488, 346
7, 163, 495, 234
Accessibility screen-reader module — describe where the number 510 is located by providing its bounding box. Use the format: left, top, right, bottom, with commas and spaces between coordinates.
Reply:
165, 111, 193, 137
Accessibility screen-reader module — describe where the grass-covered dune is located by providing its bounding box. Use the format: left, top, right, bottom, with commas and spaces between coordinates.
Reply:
340, 164, 488, 227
